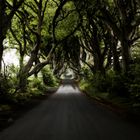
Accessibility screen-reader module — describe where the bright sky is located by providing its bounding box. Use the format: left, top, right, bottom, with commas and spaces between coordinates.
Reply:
3, 49, 19, 66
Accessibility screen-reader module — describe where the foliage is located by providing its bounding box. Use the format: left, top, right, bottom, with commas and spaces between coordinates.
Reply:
79, 74, 109, 100
0, 0, 140, 111
128, 63, 140, 101
107, 72, 130, 98
41, 67, 58, 87
80, 66, 93, 80
90, 73, 109, 93
0, 74, 11, 97
0, 64, 58, 104
0, 72, 17, 104
80, 70, 130, 98
27, 77, 47, 96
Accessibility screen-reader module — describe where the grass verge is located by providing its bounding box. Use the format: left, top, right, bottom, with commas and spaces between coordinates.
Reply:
80, 80, 140, 122
0, 87, 58, 132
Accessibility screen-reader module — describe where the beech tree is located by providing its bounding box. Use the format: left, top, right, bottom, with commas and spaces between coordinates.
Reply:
0, 0, 24, 72
98, 0, 140, 73
1, 0, 140, 93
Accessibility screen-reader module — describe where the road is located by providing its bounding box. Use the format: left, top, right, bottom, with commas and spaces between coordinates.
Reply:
0, 79, 140, 140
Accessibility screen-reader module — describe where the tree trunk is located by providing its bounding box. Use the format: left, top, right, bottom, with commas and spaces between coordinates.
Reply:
121, 38, 131, 74
93, 52, 105, 75
0, 1, 5, 72
18, 72, 28, 92
111, 39, 121, 73
0, 37, 4, 72
92, 36, 105, 74
112, 46, 121, 73
18, 50, 37, 92
18, 55, 25, 91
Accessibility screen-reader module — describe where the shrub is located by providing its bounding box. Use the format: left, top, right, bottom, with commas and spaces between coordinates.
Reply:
128, 63, 140, 100
0, 74, 14, 103
27, 77, 47, 95
0, 75, 10, 95
41, 67, 58, 87
91, 72, 110, 93
80, 66, 93, 80
108, 74, 130, 98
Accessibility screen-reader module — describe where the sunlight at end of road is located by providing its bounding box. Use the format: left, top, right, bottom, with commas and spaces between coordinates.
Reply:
56, 85, 80, 94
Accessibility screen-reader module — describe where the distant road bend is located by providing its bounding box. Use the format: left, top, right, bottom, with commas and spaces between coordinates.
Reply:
0, 79, 140, 140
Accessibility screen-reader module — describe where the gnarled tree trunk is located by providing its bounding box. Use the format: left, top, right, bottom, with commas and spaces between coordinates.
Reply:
0, 37, 4, 72
121, 38, 131, 74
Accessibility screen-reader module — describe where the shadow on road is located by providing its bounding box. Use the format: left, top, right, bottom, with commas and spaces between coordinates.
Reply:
0, 78, 140, 140
61, 79, 78, 88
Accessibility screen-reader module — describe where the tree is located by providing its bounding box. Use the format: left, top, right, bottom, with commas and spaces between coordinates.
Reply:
98, 0, 140, 73
0, 0, 24, 72
6, 0, 52, 91
51, 0, 81, 74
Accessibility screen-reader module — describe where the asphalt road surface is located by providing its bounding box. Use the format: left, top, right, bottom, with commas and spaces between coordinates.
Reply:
0, 79, 140, 140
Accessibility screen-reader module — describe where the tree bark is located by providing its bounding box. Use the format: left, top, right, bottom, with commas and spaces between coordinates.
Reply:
17, 0, 47, 92
110, 36, 121, 73
121, 39, 131, 74
0, 0, 24, 72
112, 44, 121, 73
0, 37, 4, 72
18, 72, 28, 92
0, 0, 6, 72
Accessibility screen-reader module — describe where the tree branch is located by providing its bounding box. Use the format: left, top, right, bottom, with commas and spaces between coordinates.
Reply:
52, 0, 69, 43
28, 60, 50, 77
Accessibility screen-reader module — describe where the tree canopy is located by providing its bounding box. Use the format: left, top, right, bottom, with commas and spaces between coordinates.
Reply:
0, 0, 140, 94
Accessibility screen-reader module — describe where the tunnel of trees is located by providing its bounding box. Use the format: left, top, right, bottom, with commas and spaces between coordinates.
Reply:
0, 0, 140, 111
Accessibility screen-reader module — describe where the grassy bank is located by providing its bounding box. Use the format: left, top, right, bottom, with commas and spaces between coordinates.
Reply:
80, 79, 140, 120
